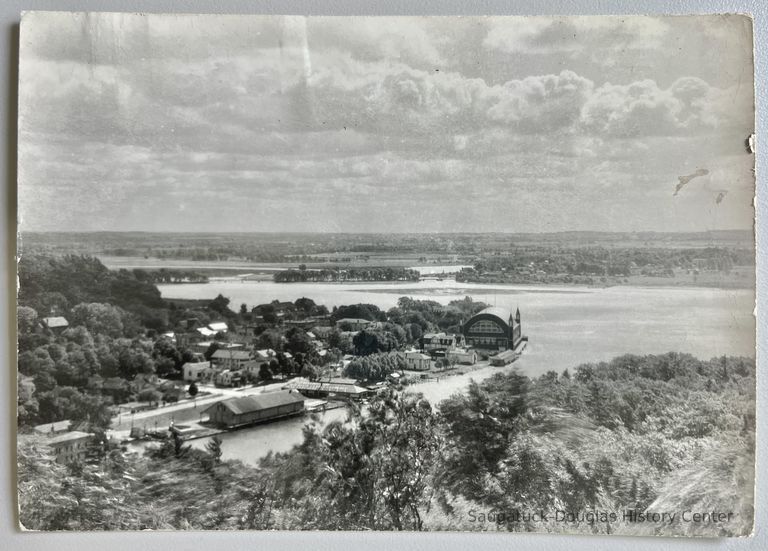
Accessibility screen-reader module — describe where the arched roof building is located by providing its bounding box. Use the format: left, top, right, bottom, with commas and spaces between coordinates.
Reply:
462, 306, 522, 353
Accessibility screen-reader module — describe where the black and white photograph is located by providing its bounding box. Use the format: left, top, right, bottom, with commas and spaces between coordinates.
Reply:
15, 12, 756, 536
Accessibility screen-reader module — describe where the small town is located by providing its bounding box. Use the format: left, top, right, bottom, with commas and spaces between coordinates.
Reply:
14, 11, 757, 538
25, 286, 528, 463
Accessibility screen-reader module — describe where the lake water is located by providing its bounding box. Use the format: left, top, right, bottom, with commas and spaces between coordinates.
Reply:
157, 279, 755, 465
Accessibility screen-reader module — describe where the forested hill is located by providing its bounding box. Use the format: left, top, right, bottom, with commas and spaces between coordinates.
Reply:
18, 255, 165, 314
18, 352, 756, 536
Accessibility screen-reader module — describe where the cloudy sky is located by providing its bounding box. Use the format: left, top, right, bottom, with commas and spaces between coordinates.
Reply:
18, 13, 755, 233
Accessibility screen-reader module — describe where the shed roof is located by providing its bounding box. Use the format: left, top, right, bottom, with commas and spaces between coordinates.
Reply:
48, 431, 92, 445
183, 361, 212, 370
492, 349, 518, 361
211, 349, 252, 360
41, 316, 69, 328
323, 377, 358, 385
34, 420, 71, 434
206, 391, 304, 415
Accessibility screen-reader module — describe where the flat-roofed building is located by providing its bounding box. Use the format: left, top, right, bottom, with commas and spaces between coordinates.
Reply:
47, 431, 92, 463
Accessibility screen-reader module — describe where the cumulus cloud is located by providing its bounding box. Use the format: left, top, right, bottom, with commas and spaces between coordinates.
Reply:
302, 61, 597, 137
307, 18, 446, 67
484, 71, 593, 131
300, 58, 748, 143
17, 13, 755, 233
580, 77, 750, 137
484, 16, 671, 56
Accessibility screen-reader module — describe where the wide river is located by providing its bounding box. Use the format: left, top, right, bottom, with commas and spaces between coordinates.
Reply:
157, 279, 755, 465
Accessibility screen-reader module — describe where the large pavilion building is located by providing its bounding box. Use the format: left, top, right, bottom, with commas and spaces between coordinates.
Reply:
462, 307, 523, 354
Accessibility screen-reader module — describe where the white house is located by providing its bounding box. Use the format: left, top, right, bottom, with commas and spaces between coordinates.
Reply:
421, 332, 465, 355
242, 360, 262, 378
196, 327, 217, 337
446, 347, 477, 365
215, 369, 243, 387
211, 349, 252, 371
254, 348, 276, 361
404, 350, 432, 371
183, 361, 214, 382
208, 321, 229, 334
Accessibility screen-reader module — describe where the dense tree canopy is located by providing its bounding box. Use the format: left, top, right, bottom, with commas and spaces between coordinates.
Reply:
18, 353, 755, 535
330, 303, 386, 323
15, 252, 756, 536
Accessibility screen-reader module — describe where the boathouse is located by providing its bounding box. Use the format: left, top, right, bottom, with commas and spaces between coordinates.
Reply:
203, 391, 305, 429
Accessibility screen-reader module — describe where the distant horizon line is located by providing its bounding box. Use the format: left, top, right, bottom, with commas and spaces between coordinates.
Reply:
17, 229, 754, 236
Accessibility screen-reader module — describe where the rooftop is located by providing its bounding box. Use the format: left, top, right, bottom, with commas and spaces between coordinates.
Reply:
34, 420, 71, 434
321, 377, 358, 385
183, 361, 212, 369
423, 332, 454, 340
207, 391, 304, 415
41, 316, 69, 328
211, 349, 252, 360
48, 431, 92, 445
285, 381, 370, 395
492, 349, 519, 360
102, 377, 128, 389
476, 307, 514, 322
